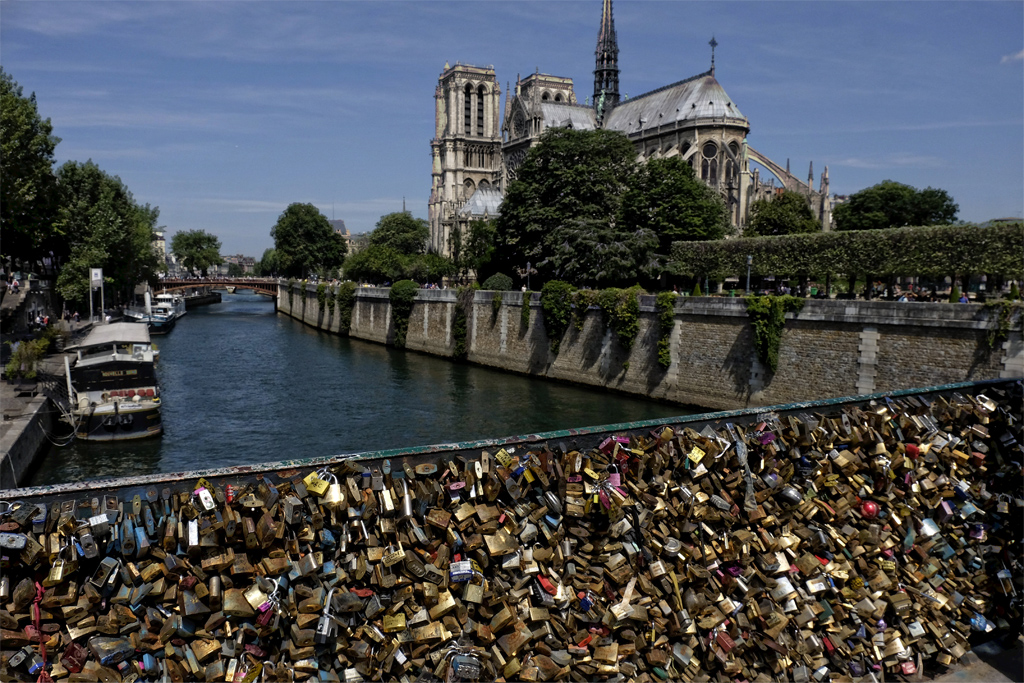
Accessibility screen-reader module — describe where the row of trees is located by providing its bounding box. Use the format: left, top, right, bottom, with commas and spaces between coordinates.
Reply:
1, 69, 164, 307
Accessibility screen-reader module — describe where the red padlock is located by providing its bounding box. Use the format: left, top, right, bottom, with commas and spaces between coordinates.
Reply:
861, 500, 880, 519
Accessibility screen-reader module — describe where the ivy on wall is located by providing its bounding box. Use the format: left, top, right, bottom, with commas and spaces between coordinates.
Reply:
745, 295, 805, 374
287, 279, 295, 308
521, 291, 533, 331
452, 284, 479, 360
540, 281, 577, 354
389, 280, 418, 349
655, 292, 677, 369
336, 282, 356, 335
984, 301, 1022, 349
316, 283, 327, 315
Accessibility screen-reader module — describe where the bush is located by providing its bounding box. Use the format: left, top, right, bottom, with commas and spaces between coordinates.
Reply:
1009, 282, 1020, 301
596, 285, 644, 351
949, 285, 961, 304
389, 280, 419, 348
316, 282, 327, 314
481, 273, 514, 291
4, 338, 49, 380
692, 282, 702, 296
540, 281, 577, 354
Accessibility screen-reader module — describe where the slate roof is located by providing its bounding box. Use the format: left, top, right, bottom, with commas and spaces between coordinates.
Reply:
538, 102, 597, 132
459, 185, 503, 217
603, 70, 747, 136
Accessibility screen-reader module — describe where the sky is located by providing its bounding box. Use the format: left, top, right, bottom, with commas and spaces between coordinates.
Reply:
3, 1, 1022, 257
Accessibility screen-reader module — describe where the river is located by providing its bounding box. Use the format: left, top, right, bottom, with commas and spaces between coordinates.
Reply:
31, 290, 690, 485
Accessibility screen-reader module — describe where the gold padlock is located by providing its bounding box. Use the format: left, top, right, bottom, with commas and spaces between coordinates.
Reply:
303, 470, 330, 497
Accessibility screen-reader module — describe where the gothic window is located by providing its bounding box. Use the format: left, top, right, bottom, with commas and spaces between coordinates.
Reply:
479, 179, 490, 188
477, 85, 486, 136
555, 94, 563, 102
464, 84, 473, 135
464, 148, 470, 166
478, 148, 484, 166
701, 159, 710, 181
463, 178, 475, 198
709, 159, 719, 187
702, 142, 718, 159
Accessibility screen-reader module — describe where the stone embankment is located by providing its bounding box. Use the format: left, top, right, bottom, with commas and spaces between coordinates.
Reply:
279, 284, 1023, 411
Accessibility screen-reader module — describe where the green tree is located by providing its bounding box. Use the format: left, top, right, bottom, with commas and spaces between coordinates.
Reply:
833, 180, 958, 231
170, 230, 223, 277
254, 248, 279, 277
744, 190, 820, 237
53, 160, 161, 305
227, 263, 245, 277
343, 244, 405, 284
496, 127, 645, 287
0, 68, 60, 270
620, 156, 729, 253
451, 218, 498, 282
369, 211, 429, 254
271, 203, 347, 278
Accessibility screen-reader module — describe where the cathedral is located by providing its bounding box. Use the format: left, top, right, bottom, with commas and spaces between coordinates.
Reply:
428, 0, 832, 257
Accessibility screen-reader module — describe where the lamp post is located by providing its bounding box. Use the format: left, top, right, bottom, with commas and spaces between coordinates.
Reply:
746, 255, 753, 295
526, 262, 531, 291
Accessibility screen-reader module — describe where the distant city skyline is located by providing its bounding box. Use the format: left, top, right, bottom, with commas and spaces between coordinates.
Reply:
3, 1, 1021, 255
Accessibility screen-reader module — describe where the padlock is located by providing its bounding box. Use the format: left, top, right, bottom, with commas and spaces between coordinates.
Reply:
315, 588, 339, 645
322, 473, 345, 510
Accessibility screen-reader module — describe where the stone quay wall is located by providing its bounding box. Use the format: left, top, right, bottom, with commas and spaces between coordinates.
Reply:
279, 283, 1022, 411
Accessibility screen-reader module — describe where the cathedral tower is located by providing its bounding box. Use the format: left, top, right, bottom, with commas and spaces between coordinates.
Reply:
593, 0, 620, 115
428, 63, 502, 256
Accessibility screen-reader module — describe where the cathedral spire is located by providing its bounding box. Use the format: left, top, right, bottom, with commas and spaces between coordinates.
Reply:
709, 36, 718, 75
593, 0, 620, 114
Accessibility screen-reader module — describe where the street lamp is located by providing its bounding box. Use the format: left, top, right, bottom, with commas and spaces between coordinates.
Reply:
526, 262, 531, 291
746, 255, 753, 294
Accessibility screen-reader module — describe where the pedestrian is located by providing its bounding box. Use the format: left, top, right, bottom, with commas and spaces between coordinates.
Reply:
959, 293, 969, 303
73, 311, 80, 323
11, 278, 19, 294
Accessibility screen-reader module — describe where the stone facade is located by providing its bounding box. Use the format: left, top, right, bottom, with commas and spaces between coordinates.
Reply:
428, 1, 833, 258
279, 283, 1022, 411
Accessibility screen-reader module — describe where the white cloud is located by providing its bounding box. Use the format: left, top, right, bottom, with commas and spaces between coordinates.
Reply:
1001, 49, 1024, 64
831, 154, 945, 170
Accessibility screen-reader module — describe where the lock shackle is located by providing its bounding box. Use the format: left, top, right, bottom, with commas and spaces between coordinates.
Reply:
323, 587, 338, 615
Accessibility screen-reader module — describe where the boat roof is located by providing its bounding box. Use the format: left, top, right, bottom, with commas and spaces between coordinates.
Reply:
67, 322, 152, 350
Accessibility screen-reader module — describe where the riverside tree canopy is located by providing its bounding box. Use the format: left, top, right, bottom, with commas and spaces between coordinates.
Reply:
1, 68, 60, 268
54, 161, 162, 305
744, 190, 820, 237
833, 180, 958, 231
170, 229, 223, 277
495, 128, 727, 287
271, 203, 347, 278
345, 211, 454, 285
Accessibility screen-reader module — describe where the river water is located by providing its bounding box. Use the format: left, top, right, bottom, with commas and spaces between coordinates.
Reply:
32, 291, 689, 485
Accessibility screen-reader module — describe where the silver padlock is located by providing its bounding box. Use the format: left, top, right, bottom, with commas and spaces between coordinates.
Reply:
315, 588, 338, 645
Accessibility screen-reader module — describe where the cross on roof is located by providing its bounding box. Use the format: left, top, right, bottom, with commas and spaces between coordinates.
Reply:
709, 36, 718, 74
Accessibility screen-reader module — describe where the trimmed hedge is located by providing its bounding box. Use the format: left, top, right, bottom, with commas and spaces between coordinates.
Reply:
670, 223, 1024, 280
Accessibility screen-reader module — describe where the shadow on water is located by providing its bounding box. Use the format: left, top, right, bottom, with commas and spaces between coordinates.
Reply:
32, 291, 689, 485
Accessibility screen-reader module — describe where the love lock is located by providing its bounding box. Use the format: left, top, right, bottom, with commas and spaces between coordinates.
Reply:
322, 471, 346, 511
315, 587, 339, 645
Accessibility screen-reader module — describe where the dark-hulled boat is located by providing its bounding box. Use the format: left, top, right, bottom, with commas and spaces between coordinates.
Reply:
64, 322, 163, 442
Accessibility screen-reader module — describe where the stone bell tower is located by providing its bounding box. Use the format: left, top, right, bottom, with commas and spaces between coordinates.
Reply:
428, 62, 502, 256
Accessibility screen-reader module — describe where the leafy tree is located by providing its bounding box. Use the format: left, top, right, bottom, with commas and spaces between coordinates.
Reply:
833, 180, 958, 231
495, 128, 642, 287
227, 263, 245, 277
254, 248, 279, 277
744, 190, 820, 237
620, 156, 729, 253
271, 203, 347, 278
451, 218, 498, 282
343, 244, 405, 284
171, 229, 223, 277
0, 68, 60, 270
405, 253, 456, 285
370, 211, 429, 255
53, 161, 161, 305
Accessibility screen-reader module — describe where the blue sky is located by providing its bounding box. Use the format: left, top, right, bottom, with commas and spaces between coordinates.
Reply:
3, 1, 1022, 256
